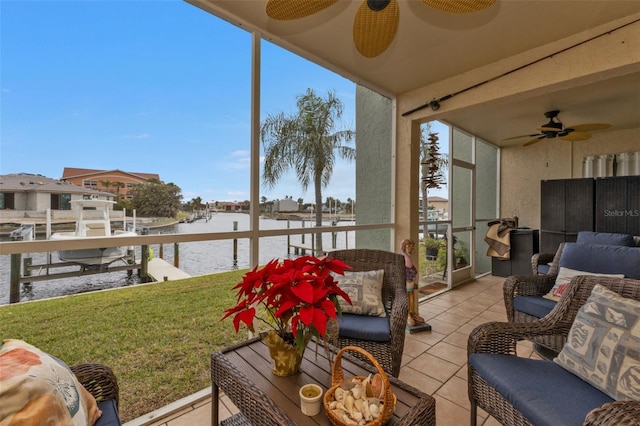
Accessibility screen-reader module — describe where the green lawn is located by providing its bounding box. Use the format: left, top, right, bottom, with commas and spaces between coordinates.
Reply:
0, 270, 249, 422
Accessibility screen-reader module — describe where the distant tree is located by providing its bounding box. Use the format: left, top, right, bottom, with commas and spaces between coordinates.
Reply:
129, 180, 182, 217
100, 180, 113, 193
113, 181, 125, 197
261, 88, 355, 255
297, 197, 304, 211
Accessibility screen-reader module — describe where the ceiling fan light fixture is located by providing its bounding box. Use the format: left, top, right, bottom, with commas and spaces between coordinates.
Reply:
367, 0, 391, 12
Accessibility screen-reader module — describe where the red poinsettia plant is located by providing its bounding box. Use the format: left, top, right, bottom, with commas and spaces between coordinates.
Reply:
222, 255, 352, 355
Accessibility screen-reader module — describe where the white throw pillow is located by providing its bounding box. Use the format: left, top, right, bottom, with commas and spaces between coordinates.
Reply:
543, 267, 624, 301
334, 269, 386, 317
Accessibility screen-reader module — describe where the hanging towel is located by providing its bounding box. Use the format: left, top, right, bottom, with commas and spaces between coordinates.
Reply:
485, 218, 518, 259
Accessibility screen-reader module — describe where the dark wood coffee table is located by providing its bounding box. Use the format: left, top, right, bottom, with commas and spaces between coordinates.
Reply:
211, 337, 435, 425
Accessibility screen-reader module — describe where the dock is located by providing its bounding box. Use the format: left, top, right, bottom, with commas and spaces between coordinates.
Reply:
147, 258, 191, 281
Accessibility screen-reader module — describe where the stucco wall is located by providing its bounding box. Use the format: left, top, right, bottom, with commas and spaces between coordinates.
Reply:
501, 127, 640, 229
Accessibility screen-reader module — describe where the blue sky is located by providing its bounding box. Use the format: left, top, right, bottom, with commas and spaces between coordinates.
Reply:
1, 0, 447, 204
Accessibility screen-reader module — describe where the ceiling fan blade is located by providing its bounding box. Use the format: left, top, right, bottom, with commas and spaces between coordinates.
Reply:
566, 123, 612, 132
422, 0, 496, 14
559, 131, 591, 141
501, 133, 542, 141
523, 136, 546, 147
265, 0, 337, 20
353, 0, 399, 58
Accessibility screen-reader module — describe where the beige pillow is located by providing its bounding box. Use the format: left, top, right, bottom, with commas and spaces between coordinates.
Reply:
0, 339, 100, 426
334, 269, 386, 317
554, 284, 640, 400
543, 267, 624, 301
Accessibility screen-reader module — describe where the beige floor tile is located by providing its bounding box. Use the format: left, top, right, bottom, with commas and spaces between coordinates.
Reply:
398, 368, 444, 395
403, 333, 431, 357
166, 404, 210, 426
443, 331, 470, 349
433, 311, 473, 326
432, 395, 471, 426
405, 328, 447, 346
405, 352, 460, 383
436, 375, 471, 410
424, 318, 460, 335
427, 341, 468, 366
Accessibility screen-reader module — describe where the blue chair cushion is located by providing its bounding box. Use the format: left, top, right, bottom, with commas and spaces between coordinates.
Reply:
337, 313, 390, 342
469, 353, 613, 426
559, 243, 640, 279
537, 264, 551, 275
95, 400, 122, 426
576, 231, 635, 247
513, 295, 556, 318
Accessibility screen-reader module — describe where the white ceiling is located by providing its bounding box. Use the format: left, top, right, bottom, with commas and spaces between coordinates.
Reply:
189, 0, 640, 146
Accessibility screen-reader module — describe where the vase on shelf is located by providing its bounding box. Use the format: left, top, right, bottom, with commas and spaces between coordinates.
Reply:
262, 330, 311, 377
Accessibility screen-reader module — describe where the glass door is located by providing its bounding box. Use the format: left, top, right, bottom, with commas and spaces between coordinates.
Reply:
450, 128, 475, 287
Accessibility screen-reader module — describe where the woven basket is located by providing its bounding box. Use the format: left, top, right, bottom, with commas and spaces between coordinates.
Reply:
323, 346, 396, 426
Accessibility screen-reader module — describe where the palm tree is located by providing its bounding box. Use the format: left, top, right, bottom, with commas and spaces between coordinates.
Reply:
100, 180, 113, 193
261, 88, 355, 255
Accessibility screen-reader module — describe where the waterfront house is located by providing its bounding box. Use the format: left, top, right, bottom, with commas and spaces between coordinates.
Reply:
62, 167, 161, 201
0, 173, 114, 224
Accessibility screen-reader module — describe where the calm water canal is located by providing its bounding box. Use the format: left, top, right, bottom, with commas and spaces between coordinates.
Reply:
0, 213, 355, 305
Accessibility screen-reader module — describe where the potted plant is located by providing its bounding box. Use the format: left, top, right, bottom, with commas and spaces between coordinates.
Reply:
455, 243, 469, 269
423, 238, 441, 260
222, 255, 352, 376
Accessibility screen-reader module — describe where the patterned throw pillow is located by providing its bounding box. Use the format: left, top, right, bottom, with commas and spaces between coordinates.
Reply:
554, 284, 640, 400
0, 339, 101, 425
334, 269, 386, 317
543, 267, 625, 301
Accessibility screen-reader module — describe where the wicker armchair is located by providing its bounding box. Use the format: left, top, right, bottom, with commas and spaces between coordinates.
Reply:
469, 275, 640, 426
327, 249, 408, 377
504, 272, 564, 358
70, 363, 120, 424
530, 243, 564, 275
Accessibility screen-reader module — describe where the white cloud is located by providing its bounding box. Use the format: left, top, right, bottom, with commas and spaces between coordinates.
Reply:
124, 133, 152, 140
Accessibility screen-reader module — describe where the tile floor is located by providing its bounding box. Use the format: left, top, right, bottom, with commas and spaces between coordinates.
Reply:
125, 274, 542, 426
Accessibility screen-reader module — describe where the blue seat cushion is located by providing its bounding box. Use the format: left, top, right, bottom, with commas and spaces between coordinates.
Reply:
337, 313, 390, 342
559, 243, 640, 279
513, 295, 556, 318
469, 353, 613, 426
95, 400, 122, 426
576, 231, 635, 247
537, 264, 551, 275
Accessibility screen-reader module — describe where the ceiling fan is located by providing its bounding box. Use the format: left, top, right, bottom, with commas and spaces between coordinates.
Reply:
503, 110, 613, 147
265, 0, 496, 58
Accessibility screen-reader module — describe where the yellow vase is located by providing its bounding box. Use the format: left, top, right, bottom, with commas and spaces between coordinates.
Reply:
262, 330, 309, 377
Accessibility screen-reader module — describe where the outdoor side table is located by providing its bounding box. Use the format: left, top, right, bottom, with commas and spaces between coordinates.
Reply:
211, 337, 436, 425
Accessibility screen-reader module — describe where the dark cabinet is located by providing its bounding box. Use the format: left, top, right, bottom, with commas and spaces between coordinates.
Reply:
540, 178, 594, 253
492, 230, 540, 277
595, 176, 640, 235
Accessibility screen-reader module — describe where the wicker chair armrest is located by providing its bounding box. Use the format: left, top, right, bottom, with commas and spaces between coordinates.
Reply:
389, 274, 409, 333
583, 400, 640, 425
467, 319, 565, 356
503, 274, 556, 321
70, 363, 119, 407
531, 252, 555, 275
